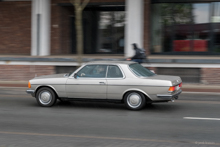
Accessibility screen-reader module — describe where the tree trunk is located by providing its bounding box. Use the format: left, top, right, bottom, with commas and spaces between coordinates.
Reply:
70, 0, 90, 65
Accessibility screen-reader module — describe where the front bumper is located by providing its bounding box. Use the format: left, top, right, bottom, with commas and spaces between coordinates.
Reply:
26, 90, 35, 97
157, 89, 182, 100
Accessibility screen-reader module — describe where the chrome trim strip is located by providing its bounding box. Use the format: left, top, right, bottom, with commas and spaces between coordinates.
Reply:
31, 84, 65, 85
31, 82, 172, 87
65, 84, 169, 87
32, 83, 172, 87
76, 77, 107, 79
106, 65, 109, 78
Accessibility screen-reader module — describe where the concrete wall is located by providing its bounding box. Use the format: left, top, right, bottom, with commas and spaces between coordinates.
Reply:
0, 65, 55, 81
201, 68, 220, 85
0, 63, 220, 85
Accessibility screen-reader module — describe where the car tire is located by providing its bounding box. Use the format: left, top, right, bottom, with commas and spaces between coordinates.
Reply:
124, 92, 146, 110
36, 87, 57, 107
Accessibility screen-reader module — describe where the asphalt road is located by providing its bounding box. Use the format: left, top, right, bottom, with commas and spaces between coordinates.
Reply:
0, 87, 220, 147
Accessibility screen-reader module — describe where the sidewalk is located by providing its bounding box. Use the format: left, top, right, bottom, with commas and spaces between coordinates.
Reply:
0, 81, 219, 93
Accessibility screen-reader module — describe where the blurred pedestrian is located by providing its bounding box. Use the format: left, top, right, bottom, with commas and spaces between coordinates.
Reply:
126, 43, 148, 64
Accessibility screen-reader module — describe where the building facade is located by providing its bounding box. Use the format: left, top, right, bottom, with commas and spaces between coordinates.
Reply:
1, 0, 220, 85
0, 0, 147, 57
1, 0, 220, 56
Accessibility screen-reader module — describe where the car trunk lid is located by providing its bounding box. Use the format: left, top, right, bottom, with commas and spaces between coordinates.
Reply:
145, 75, 182, 86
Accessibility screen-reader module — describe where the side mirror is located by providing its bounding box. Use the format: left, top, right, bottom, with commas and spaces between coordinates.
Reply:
74, 73, 78, 79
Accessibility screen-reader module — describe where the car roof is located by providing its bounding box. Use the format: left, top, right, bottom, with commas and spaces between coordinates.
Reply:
86, 61, 136, 65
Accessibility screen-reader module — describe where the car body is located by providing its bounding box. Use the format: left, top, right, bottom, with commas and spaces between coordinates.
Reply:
26, 61, 182, 110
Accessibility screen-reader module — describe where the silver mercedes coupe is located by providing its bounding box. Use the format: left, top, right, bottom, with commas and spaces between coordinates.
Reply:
26, 61, 182, 110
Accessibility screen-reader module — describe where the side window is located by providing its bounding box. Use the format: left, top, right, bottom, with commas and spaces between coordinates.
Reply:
77, 65, 107, 78
107, 65, 123, 78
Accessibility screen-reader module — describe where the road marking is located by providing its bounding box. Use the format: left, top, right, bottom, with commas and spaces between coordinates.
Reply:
184, 117, 220, 121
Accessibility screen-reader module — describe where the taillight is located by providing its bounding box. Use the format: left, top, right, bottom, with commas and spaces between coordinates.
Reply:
168, 86, 175, 92
28, 81, 31, 88
179, 82, 182, 88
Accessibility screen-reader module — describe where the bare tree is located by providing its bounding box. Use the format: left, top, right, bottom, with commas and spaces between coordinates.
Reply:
70, 0, 90, 64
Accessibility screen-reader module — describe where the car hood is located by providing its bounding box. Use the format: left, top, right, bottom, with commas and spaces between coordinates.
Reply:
33, 73, 68, 79
144, 75, 182, 85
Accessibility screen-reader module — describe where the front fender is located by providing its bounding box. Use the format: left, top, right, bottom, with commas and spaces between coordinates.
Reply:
34, 85, 60, 97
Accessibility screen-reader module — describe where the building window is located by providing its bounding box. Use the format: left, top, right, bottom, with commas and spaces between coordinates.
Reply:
98, 11, 125, 54
151, 2, 220, 54
70, 4, 125, 54
211, 2, 220, 53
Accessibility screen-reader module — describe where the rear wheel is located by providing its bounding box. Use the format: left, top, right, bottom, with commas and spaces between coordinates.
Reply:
124, 92, 146, 110
36, 87, 57, 107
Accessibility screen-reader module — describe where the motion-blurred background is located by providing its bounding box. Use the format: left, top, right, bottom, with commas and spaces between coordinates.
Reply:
0, 0, 220, 89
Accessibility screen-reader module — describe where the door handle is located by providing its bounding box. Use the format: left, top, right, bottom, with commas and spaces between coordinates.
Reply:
99, 82, 105, 85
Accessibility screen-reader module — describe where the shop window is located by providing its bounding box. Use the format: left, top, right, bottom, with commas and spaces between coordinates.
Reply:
98, 12, 125, 54
211, 2, 220, 53
151, 3, 210, 53
71, 6, 125, 54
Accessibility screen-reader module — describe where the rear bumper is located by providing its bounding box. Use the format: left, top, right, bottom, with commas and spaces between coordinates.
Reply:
157, 89, 182, 100
26, 90, 35, 97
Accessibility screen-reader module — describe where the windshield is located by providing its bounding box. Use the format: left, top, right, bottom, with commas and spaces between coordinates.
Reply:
129, 63, 155, 77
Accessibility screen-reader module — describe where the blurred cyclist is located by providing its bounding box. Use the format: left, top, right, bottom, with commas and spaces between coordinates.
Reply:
126, 43, 147, 64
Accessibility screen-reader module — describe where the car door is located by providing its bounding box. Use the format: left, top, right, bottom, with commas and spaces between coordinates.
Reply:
106, 65, 125, 100
66, 65, 107, 99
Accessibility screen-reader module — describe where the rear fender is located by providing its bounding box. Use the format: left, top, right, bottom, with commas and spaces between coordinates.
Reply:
122, 88, 152, 100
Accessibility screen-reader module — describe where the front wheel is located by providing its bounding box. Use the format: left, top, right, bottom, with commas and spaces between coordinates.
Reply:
36, 87, 57, 107
124, 92, 146, 110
